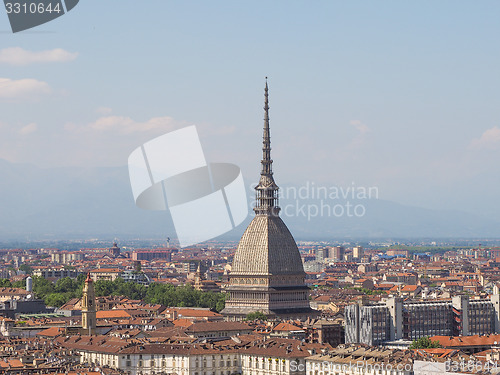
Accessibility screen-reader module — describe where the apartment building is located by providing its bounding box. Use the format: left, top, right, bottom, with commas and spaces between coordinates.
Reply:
33, 267, 80, 280
346, 294, 500, 346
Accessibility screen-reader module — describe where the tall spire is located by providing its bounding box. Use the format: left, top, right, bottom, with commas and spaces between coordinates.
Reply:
254, 78, 280, 216
262, 77, 271, 176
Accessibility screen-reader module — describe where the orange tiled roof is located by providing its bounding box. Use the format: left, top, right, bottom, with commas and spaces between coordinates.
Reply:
173, 308, 222, 318
96, 310, 132, 319
432, 334, 500, 347
0, 359, 23, 368
273, 322, 303, 332
36, 326, 65, 337
90, 268, 122, 273
172, 319, 194, 328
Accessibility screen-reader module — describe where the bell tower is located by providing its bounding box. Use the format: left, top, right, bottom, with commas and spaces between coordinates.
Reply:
82, 273, 96, 334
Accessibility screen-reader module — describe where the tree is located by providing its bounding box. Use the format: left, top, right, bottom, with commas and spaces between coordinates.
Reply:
142, 282, 226, 311
245, 311, 267, 321
45, 293, 69, 307
0, 279, 12, 287
32, 275, 82, 306
19, 264, 33, 275
23, 274, 226, 312
76, 273, 87, 287
32, 275, 55, 299
215, 295, 226, 312
55, 277, 79, 293
12, 280, 25, 288
409, 336, 442, 349
95, 279, 115, 297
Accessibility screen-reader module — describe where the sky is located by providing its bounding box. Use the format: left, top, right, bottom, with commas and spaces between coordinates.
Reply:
1, 1, 500, 222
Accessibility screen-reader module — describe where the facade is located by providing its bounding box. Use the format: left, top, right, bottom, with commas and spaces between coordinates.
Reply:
331, 246, 345, 261
309, 321, 345, 347
352, 246, 364, 260
51, 251, 85, 264
120, 270, 151, 285
89, 268, 122, 282
183, 261, 203, 274
316, 247, 329, 261
32, 267, 80, 279
88, 268, 149, 284
222, 81, 316, 321
61, 335, 462, 375
132, 249, 172, 261
58, 335, 322, 375
346, 294, 500, 346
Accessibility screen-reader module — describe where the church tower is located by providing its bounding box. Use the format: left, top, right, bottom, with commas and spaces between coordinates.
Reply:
222, 80, 316, 321
81, 273, 96, 334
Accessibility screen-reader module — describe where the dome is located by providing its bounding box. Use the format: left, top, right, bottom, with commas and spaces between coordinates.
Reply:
231, 215, 305, 276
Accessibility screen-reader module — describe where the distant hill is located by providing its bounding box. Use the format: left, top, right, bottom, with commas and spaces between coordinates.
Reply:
0, 159, 498, 241
0, 159, 171, 240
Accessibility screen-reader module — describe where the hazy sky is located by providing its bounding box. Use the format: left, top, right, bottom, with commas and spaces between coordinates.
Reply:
1, 1, 500, 220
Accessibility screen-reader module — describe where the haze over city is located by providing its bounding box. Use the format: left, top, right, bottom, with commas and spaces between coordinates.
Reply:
1, 1, 500, 241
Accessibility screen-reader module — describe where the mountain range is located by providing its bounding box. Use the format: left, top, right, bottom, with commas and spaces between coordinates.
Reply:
0, 159, 498, 242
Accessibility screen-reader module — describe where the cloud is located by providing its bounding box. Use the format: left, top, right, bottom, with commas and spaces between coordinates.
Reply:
2, 114, 203, 167
0, 78, 51, 99
469, 126, 500, 150
18, 123, 37, 135
350, 120, 370, 135
0, 121, 38, 136
87, 115, 180, 134
57, 115, 190, 165
0, 47, 78, 66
